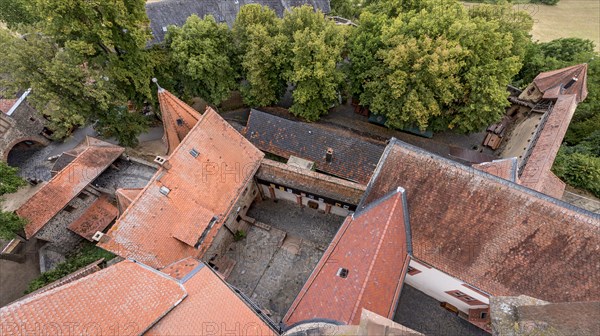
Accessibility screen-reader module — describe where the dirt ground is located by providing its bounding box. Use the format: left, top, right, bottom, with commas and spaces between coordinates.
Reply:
0, 239, 42, 307
526, 0, 600, 51
1, 183, 45, 213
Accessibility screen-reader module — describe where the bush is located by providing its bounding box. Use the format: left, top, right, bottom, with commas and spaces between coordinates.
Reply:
553, 147, 600, 198
234, 230, 247, 241
530, 0, 560, 5
25, 244, 115, 294
0, 211, 27, 240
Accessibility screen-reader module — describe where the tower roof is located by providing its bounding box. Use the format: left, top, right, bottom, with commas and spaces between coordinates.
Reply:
533, 63, 588, 103
157, 88, 202, 155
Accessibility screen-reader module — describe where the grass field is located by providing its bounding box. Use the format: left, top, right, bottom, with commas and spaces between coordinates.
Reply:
524, 0, 600, 51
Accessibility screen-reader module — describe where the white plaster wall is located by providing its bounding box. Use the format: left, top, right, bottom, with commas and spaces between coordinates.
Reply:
259, 184, 350, 217
404, 258, 489, 314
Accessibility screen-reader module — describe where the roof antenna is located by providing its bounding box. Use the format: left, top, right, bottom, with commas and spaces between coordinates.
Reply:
152, 78, 164, 93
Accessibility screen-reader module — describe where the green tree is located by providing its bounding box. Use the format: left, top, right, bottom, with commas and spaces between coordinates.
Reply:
0, 30, 119, 139
0, 0, 37, 28
168, 15, 238, 105
356, 0, 523, 133
553, 148, 600, 198
0, 162, 26, 195
330, 0, 364, 20
234, 5, 288, 106
95, 106, 150, 147
0, 211, 27, 240
282, 6, 348, 121
0, 162, 27, 240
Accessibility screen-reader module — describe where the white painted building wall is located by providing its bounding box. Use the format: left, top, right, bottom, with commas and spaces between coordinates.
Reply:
259, 184, 351, 217
404, 258, 489, 314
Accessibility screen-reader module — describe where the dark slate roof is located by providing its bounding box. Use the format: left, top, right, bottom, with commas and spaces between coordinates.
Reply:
358, 138, 600, 304
146, 0, 331, 44
243, 109, 385, 184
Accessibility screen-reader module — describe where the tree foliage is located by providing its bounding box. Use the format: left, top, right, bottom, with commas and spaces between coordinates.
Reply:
0, 211, 27, 240
0, 162, 26, 196
0, 0, 37, 28
168, 15, 238, 105
553, 148, 600, 198
353, 0, 525, 133
282, 6, 348, 121
234, 5, 288, 106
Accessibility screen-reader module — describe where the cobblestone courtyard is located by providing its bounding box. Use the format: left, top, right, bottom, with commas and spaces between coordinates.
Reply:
223, 199, 344, 323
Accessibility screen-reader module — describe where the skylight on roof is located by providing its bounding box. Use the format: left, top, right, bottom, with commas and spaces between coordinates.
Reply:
190, 148, 199, 158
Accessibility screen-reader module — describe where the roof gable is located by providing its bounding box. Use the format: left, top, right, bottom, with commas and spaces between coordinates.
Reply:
157, 88, 202, 155
359, 139, 600, 303
284, 188, 410, 326
534, 63, 588, 103
17, 137, 124, 238
98, 102, 264, 269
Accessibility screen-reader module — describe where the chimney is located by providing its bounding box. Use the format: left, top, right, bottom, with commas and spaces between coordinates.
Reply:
325, 148, 333, 163
154, 156, 172, 170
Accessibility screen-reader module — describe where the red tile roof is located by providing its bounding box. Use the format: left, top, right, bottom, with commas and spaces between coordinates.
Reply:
520, 95, 577, 196
284, 188, 410, 326
359, 139, 600, 303
158, 88, 202, 155
0, 260, 187, 335
534, 64, 588, 103
67, 196, 118, 241
115, 188, 143, 213
473, 158, 519, 182
0, 99, 17, 114
147, 259, 276, 335
98, 100, 264, 269
17, 137, 124, 239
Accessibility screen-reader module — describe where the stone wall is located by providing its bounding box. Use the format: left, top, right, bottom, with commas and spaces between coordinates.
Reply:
0, 99, 48, 161
35, 189, 100, 254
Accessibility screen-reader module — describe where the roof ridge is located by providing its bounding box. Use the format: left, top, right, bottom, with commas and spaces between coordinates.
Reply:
386, 138, 600, 221
349, 190, 403, 323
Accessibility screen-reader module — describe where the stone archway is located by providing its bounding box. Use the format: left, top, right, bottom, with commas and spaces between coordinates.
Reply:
2, 135, 50, 163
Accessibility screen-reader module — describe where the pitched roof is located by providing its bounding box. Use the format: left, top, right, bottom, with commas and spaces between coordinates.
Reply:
284, 188, 411, 326
534, 63, 588, 103
157, 88, 202, 155
17, 137, 124, 239
0, 260, 187, 335
359, 138, 600, 303
146, 0, 331, 44
147, 259, 276, 335
244, 109, 385, 184
473, 158, 519, 182
98, 104, 264, 269
115, 188, 143, 213
67, 196, 118, 241
520, 94, 577, 196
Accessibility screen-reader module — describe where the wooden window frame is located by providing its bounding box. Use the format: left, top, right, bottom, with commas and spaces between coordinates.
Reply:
445, 290, 485, 306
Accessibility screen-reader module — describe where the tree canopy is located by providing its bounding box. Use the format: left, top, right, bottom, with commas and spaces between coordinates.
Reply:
352, 0, 525, 133
168, 15, 238, 105
0, 162, 27, 240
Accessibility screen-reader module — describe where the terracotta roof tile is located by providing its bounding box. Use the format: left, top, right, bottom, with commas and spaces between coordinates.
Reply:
115, 188, 143, 213
0, 99, 17, 114
17, 137, 124, 239
359, 139, 600, 303
148, 260, 276, 335
473, 158, 519, 182
98, 98, 263, 269
284, 189, 411, 326
67, 196, 118, 241
158, 88, 202, 155
0, 260, 187, 335
243, 109, 385, 184
520, 95, 577, 195
534, 64, 588, 103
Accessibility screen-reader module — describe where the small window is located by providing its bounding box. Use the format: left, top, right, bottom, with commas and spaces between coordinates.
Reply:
176, 118, 184, 126
189, 148, 199, 158
236, 215, 242, 222
63, 205, 76, 213
29, 117, 36, 122
77, 193, 89, 200
407, 266, 421, 276
337, 268, 349, 278
480, 312, 488, 319
159, 186, 170, 196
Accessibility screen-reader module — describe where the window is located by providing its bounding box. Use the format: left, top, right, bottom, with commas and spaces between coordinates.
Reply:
195, 216, 218, 248
77, 193, 89, 200
176, 118, 184, 126
407, 266, 421, 276
337, 268, 349, 278
445, 290, 485, 306
63, 205, 76, 213
480, 312, 488, 319
236, 215, 242, 222
189, 148, 199, 158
